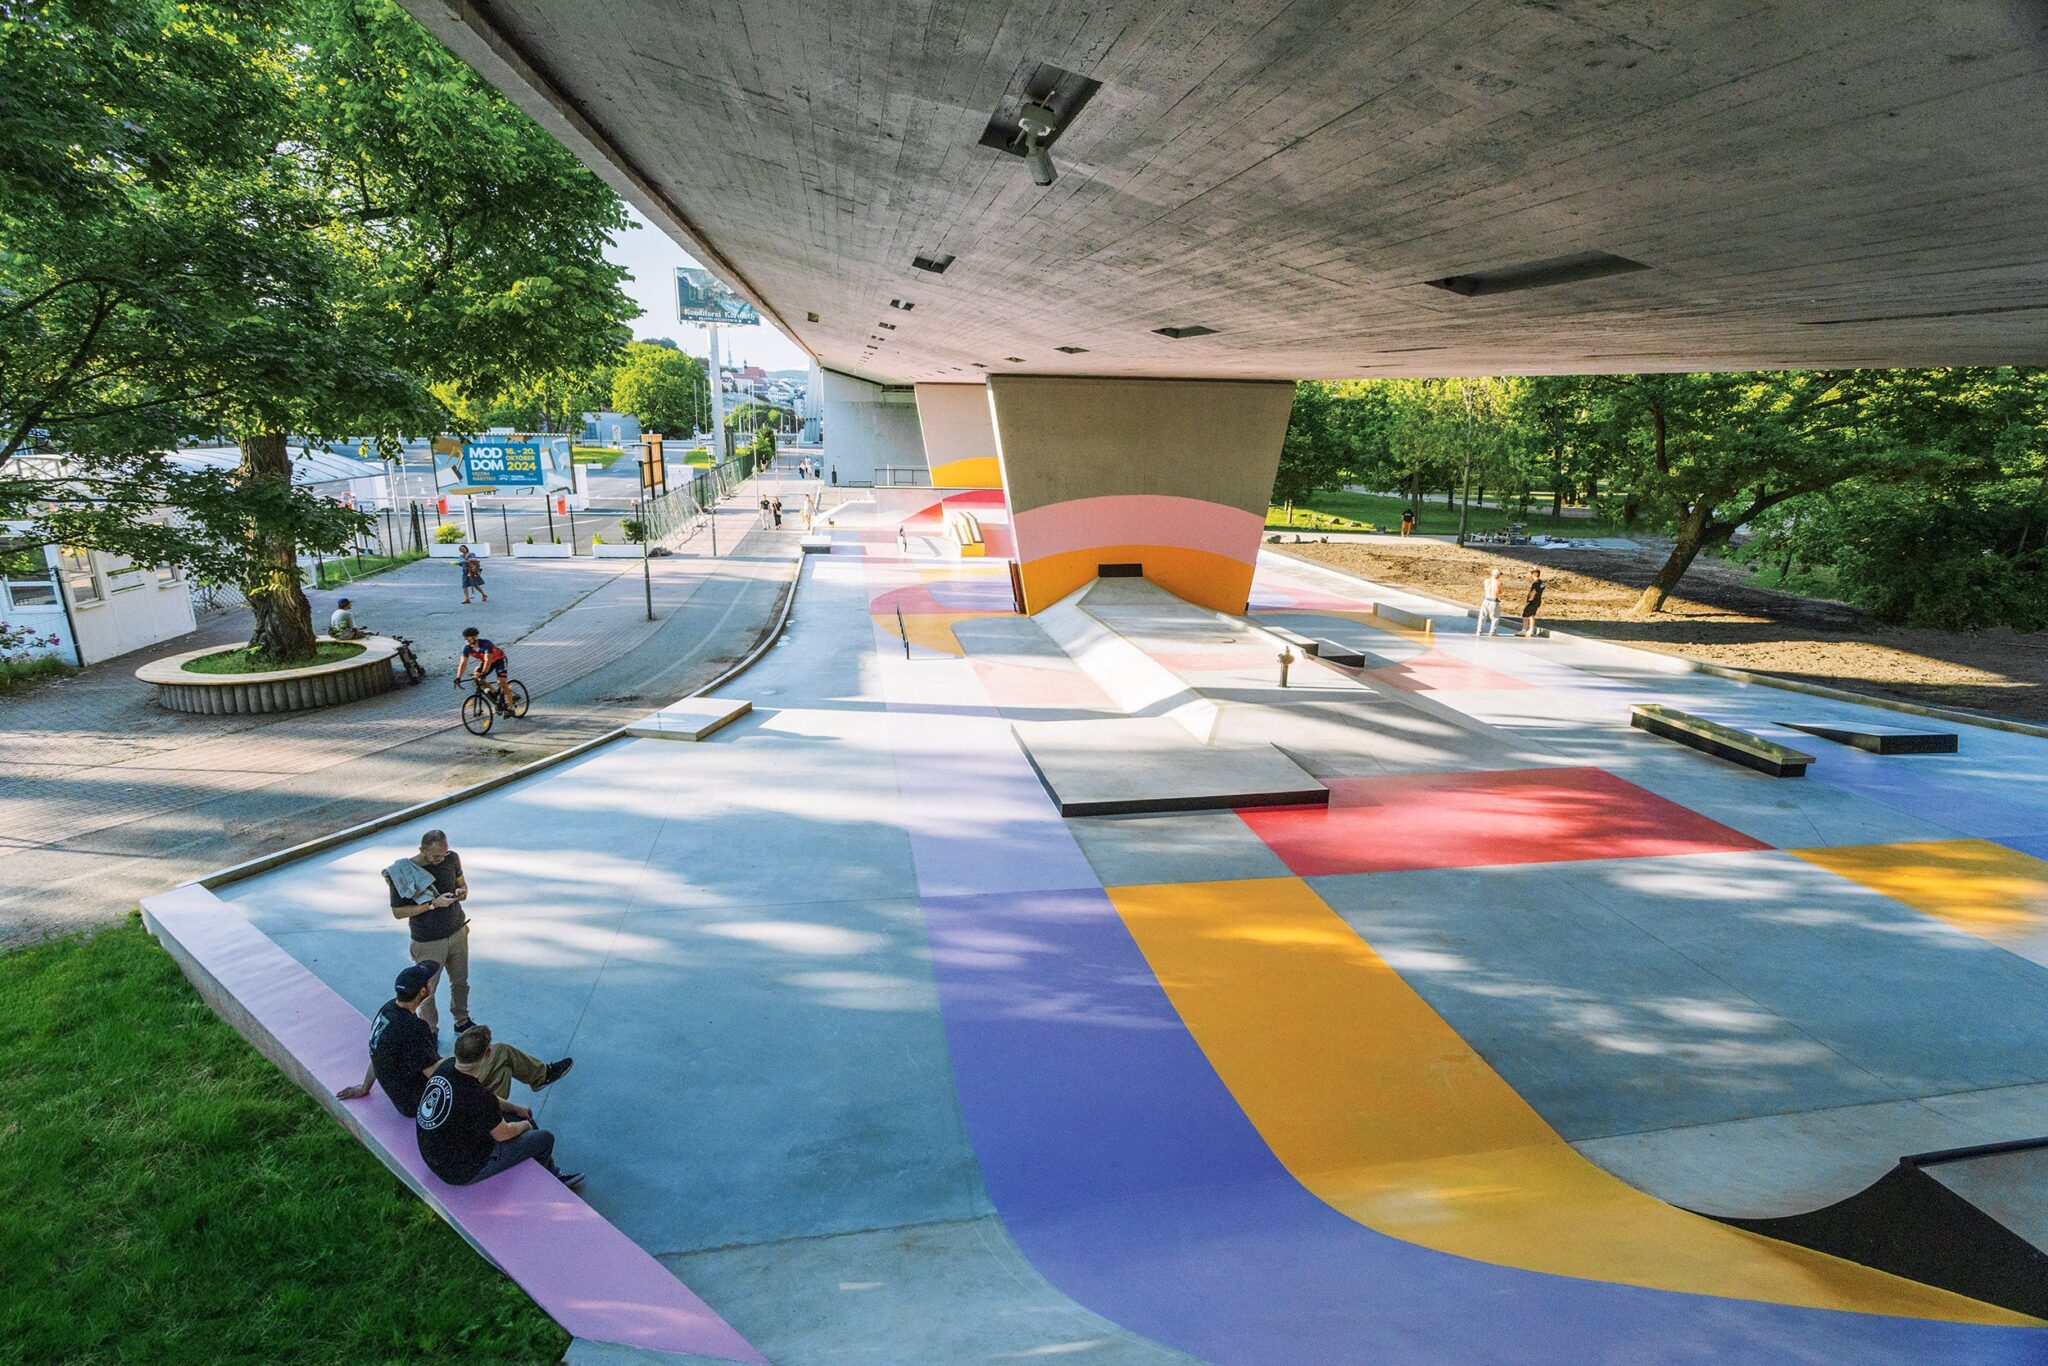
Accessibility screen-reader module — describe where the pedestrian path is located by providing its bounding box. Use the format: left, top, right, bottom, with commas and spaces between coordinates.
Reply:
0, 474, 805, 946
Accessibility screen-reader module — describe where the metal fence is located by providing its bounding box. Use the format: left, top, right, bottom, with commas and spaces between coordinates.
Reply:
640, 455, 753, 553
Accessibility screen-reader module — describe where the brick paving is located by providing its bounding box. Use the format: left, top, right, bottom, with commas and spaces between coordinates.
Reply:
0, 474, 842, 947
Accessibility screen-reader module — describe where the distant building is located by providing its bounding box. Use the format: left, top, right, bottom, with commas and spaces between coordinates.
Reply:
3, 517, 196, 666
580, 411, 642, 448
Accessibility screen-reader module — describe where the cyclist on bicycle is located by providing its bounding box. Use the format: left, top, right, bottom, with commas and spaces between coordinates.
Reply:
455, 627, 511, 713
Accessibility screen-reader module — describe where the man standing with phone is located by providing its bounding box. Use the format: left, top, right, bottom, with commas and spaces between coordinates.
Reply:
384, 829, 477, 1037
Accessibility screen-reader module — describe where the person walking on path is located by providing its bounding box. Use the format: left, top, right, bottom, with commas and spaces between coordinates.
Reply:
771, 497, 783, 529
1476, 567, 1504, 636
758, 493, 772, 528
1518, 569, 1546, 637
457, 545, 488, 604
384, 830, 476, 1037
416, 1029, 583, 1191
1400, 508, 1415, 537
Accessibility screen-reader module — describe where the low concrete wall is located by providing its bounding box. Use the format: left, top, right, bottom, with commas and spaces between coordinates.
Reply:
137, 637, 399, 714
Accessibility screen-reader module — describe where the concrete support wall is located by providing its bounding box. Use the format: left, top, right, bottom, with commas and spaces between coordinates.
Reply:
821, 369, 923, 486
990, 376, 1294, 615
913, 383, 1002, 488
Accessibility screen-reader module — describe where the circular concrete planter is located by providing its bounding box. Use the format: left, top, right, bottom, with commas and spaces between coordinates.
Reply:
136, 636, 399, 715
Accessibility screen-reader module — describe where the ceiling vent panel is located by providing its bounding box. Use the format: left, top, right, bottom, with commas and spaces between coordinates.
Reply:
912, 252, 955, 274
1153, 325, 1217, 339
1424, 251, 1649, 297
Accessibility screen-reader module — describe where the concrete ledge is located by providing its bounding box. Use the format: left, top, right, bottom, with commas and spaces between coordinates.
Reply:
1013, 717, 1328, 816
138, 885, 764, 1363
623, 697, 752, 741
1783, 721, 1959, 755
427, 543, 492, 558
592, 543, 646, 559
136, 636, 398, 714
510, 542, 574, 558
1371, 603, 1435, 633
799, 534, 833, 554
1632, 703, 1815, 778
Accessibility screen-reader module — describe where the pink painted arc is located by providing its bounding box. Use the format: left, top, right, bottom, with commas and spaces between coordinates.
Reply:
1011, 494, 1264, 563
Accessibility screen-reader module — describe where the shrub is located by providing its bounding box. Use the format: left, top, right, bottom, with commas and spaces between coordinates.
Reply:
524, 534, 533, 545
434, 524, 464, 544
620, 518, 647, 543
591, 534, 605, 546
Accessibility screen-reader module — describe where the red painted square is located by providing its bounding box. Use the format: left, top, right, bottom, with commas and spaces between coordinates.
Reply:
1239, 766, 1768, 876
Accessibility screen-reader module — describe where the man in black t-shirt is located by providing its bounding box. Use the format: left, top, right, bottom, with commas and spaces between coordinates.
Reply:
336, 960, 444, 1115
387, 829, 474, 1036
416, 1028, 583, 1191
337, 961, 574, 1115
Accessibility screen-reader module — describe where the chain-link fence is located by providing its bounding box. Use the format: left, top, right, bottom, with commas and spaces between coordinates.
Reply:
639, 456, 754, 553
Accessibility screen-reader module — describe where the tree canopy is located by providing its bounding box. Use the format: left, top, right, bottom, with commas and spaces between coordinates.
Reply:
1275, 367, 2047, 624
1, 0, 635, 658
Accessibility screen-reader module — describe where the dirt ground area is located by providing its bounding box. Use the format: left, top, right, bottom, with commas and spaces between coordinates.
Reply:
1282, 537, 2048, 724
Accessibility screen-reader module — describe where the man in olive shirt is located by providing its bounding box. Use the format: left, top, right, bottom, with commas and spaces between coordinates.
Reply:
416, 1027, 583, 1191
387, 829, 474, 1036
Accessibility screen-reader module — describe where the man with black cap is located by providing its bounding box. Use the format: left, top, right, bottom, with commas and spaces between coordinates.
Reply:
336, 961, 573, 1115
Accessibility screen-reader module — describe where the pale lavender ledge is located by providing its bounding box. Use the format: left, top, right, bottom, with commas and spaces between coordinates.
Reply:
139, 884, 766, 1365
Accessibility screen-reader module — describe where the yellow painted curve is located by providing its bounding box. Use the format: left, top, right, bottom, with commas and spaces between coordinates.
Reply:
1792, 840, 2048, 945
1020, 546, 1255, 615
872, 611, 994, 656
931, 456, 1003, 488
1109, 876, 2035, 1323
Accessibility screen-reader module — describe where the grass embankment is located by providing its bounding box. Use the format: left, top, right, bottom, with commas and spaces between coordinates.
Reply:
571, 446, 624, 467
314, 549, 425, 590
182, 641, 365, 675
1266, 489, 1628, 538
0, 920, 568, 1364
0, 655, 74, 694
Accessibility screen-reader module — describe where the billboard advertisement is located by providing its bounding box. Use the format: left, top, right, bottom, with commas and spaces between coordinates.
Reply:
676, 267, 761, 326
461, 436, 545, 487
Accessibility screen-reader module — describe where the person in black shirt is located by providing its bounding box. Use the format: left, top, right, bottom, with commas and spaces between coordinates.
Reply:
416, 1028, 583, 1191
387, 829, 474, 1036
1519, 569, 1547, 638
337, 962, 573, 1114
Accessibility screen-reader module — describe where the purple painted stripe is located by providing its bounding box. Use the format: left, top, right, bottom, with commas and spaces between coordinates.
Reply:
921, 884, 2043, 1364
140, 886, 766, 1364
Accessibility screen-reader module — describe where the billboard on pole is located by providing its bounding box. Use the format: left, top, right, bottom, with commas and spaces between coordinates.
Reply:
675, 267, 762, 326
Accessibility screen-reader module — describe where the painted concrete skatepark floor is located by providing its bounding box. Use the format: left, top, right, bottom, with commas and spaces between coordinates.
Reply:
195, 534, 2048, 1363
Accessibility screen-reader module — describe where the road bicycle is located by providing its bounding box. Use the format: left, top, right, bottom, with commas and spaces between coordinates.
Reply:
458, 673, 529, 736
389, 634, 427, 684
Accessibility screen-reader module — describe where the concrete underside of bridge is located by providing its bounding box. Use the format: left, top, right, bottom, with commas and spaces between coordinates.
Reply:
406, 0, 2044, 382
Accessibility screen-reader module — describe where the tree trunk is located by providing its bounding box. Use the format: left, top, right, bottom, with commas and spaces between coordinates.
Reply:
1634, 506, 1714, 614
240, 430, 319, 661
1407, 469, 1421, 509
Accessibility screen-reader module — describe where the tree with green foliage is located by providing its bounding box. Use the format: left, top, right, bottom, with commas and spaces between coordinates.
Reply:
1273, 382, 1349, 504
2, 0, 633, 662
611, 342, 709, 438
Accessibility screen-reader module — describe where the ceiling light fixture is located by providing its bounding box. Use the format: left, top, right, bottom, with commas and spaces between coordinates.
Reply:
1018, 103, 1057, 186
1153, 325, 1217, 339
890, 298, 915, 311
912, 252, 955, 274
1424, 251, 1648, 297
1054, 345, 1088, 354
979, 63, 1101, 191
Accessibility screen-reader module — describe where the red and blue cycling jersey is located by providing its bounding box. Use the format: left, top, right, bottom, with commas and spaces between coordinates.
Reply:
462, 638, 508, 677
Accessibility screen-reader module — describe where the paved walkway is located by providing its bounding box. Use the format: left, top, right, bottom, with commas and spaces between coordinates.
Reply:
191, 510, 2048, 1361
0, 474, 840, 947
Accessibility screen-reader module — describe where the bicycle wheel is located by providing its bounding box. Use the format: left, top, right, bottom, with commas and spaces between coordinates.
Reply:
461, 693, 495, 736
503, 679, 530, 717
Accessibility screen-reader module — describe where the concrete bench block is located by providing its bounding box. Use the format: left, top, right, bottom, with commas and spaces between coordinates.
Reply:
623, 697, 752, 741
1782, 722, 1958, 755
1632, 704, 1815, 778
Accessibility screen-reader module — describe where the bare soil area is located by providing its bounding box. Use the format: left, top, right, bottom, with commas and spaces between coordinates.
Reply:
1282, 537, 2048, 724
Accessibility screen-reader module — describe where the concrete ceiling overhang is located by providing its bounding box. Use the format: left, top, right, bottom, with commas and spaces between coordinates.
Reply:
404, 1, 2048, 381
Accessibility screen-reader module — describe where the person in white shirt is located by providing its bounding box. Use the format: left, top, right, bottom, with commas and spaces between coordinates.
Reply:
330, 598, 365, 640
1476, 569, 1503, 637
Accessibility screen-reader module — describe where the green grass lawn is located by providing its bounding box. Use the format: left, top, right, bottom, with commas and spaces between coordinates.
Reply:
1267, 490, 1629, 538
182, 641, 365, 675
0, 920, 568, 1364
571, 446, 624, 467
314, 549, 425, 590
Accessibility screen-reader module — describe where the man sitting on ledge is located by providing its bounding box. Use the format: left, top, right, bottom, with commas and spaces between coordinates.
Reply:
417, 1026, 584, 1192
337, 961, 573, 1117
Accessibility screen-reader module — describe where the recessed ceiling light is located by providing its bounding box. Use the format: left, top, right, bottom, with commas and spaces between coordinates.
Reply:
1004, 356, 1026, 363
889, 298, 915, 311
1153, 325, 1216, 339
877, 321, 896, 330
912, 252, 954, 274
805, 311, 820, 323
1054, 345, 1088, 354
1424, 251, 1648, 297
